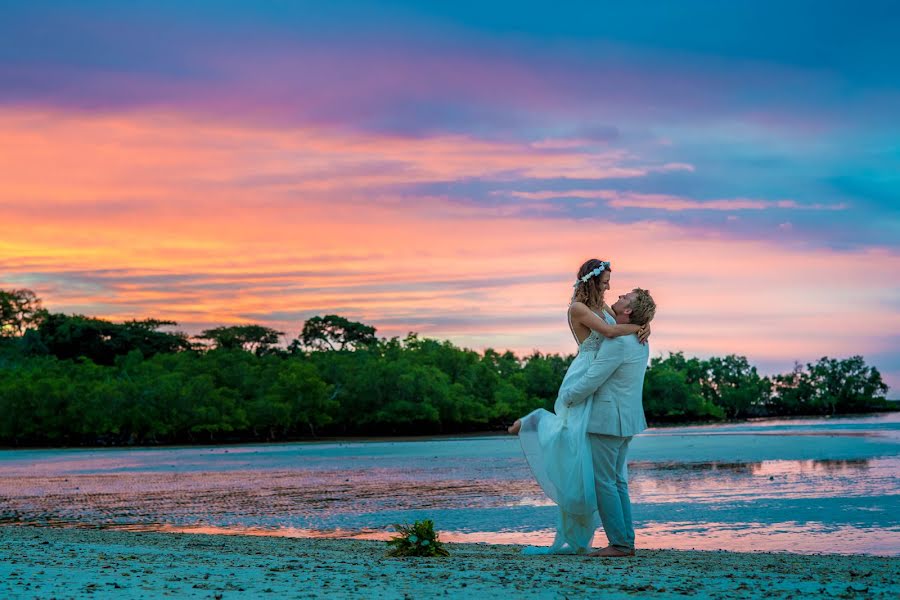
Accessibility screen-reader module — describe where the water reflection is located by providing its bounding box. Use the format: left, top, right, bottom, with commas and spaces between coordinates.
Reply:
629, 458, 894, 508
635, 458, 870, 472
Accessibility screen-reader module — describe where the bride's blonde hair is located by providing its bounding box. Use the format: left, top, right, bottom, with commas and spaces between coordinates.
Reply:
571, 258, 611, 310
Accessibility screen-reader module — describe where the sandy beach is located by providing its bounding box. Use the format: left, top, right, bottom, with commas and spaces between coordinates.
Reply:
1, 526, 897, 599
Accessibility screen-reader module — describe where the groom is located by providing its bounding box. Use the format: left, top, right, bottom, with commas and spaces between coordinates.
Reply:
559, 288, 656, 557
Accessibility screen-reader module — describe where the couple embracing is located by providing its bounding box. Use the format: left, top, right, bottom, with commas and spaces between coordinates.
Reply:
509, 258, 656, 557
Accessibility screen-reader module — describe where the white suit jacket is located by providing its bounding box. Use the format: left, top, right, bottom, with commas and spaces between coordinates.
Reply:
559, 335, 649, 437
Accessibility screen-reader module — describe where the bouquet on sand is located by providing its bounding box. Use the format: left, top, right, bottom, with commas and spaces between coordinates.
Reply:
386, 520, 450, 557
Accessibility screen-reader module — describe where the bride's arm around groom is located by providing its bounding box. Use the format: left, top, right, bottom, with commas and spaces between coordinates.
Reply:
560, 336, 627, 409
559, 288, 656, 412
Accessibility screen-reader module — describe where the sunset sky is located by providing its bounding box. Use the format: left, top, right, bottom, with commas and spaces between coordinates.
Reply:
1, 1, 898, 391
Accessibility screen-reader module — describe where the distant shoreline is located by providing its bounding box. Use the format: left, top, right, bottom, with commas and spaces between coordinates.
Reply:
1, 526, 897, 599
2, 410, 897, 451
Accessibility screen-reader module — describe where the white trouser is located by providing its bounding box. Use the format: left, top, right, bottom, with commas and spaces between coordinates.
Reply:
588, 433, 635, 551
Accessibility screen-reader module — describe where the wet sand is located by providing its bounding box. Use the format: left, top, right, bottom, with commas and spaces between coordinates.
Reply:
1, 526, 897, 599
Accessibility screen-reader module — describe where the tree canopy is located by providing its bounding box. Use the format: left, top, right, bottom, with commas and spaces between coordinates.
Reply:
0, 288, 893, 447
198, 325, 284, 355
294, 314, 377, 352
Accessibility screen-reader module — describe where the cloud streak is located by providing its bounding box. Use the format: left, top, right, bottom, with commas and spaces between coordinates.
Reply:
505, 190, 849, 212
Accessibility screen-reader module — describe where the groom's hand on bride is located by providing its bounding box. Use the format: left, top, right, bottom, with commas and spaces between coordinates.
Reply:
637, 323, 651, 345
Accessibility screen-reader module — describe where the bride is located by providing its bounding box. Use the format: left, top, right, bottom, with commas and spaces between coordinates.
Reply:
508, 258, 649, 554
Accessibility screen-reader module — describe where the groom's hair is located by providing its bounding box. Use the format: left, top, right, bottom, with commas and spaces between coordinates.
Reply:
629, 288, 656, 326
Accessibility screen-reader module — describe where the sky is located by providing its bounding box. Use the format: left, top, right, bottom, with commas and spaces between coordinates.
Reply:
1, 1, 898, 391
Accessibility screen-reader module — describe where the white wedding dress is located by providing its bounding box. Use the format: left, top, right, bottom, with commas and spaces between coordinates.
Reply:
517, 309, 615, 554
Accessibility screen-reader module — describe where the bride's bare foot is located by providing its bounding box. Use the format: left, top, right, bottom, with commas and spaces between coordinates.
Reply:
507, 419, 522, 435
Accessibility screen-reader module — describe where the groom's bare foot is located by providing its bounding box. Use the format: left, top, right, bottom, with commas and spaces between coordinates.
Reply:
588, 546, 635, 557
507, 419, 522, 435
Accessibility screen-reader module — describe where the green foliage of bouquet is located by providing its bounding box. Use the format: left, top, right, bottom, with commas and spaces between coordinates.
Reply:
386, 519, 450, 557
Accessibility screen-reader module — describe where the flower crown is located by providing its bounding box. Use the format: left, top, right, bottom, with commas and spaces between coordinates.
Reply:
573, 261, 610, 287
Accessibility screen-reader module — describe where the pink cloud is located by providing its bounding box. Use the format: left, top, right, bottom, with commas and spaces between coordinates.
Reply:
0, 110, 694, 212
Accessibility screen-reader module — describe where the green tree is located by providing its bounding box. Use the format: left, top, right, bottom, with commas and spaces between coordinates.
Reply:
373, 362, 446, 429
120, 319, 192, 355
294, 315, 377, 352
197, 325, 284, 355
643, 356, 724, 421
703, 355, 772, 418
771, 362, 816, 415
305, 346, 383, 432
491, 380, 529, 422
771, 356, 890, 415
805, 356, 888, 415
482, 348, 521, 379
29, 313, 191, 365
0, 305, 894, 446
31, 313, 123, 365
520, 352, 569, 411
270, 359, 334, 436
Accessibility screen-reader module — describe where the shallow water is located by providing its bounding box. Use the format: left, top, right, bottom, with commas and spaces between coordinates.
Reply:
2, 413, 898, 555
